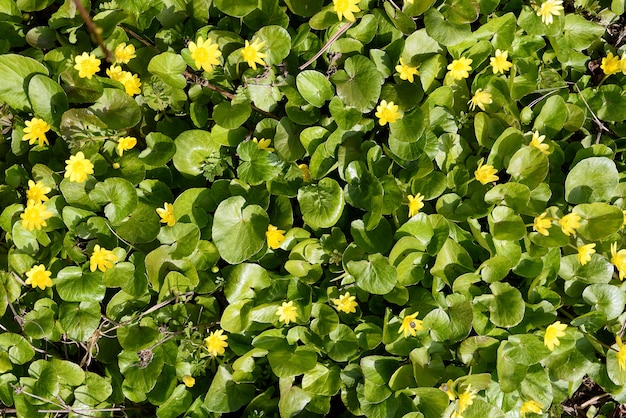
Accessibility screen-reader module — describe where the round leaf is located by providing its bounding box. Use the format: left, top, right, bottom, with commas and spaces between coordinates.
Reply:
296, 70, 334, 108
565, 157, 619, 204
347, 253, 398, 295
297, 178, 344, 229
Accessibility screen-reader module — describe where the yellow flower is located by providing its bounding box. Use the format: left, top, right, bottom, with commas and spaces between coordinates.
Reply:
559, 213, 581, 236
447, 57, 473, 80
610, 242, 626, 280
407, 193, 424, 217
253, 137, 274, 151
182, 375, 195, 387
530, 131, 550, 155
20, 201, 52, 231
536, 0, 564, 25
90, 244, 118, 272
398, 311, 423, 338
298, 163, 312, 182
204, 329, 228, 357
577, 243, 596, 266
241, 39, 267, 70
25, 264, 53, 290
616, 336, 626, 371
533, 212, 552, 236
276, 301, 298, 325
64, 152, 94, 183
156, 203, 176, 227
622, 209, 626, 228
520, 400, 543, 417
395, 58, 419, 83
114, 42, 136, 64
188, 37, 221, 72
490, 49, 513, 74
74, 52, 101, 79
119, 72, 142, 96
457, 385, 477, 413
474, 160, 498, 185
116, 136, 137, 157
601, 52, 621, 76
26, 180, 51, 203
544, 321, 567, 351
620, 52, 626, 75
333, 0, 361, 22
332, 292, 358, 314
468, 89, 492, 111
266, 224, 286, 249
23, 117, 51, 147
440, 379, 456, 401
106, 65, 124, 81
375, 100, 402, 126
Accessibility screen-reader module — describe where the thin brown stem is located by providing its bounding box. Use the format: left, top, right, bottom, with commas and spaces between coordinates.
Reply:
299, 22, 354, 70
72, 0, 111, 62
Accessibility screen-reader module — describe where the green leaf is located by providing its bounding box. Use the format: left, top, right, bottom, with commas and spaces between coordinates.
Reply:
212, 196, 269, 264
75, 372, 113, 406
237, 140, 283, 185
424, 7, 473, 46
506, 147, 549, 189
27, 74, 68, 128
213, 100, 252, 129
442, 0, 479, 24
347, 253, 397, 295
119, 347, 165, 402
297, 178, 344, 229
0, 53, 49, 111
139, 133, 175, 166
296, 70, 334, 108
16, 0, 55, 12
488, 205, 526, 241
56, 267, 106, 303
573, 203, 623, 241
325, 324, 358, 362
284, 0, 323, 16
89, 178, 138, 225
113, 201, 161, 244
157, 384, 192, 418
268, 347, 317, 377
118, 319, 160, 351
256, 25, 291, 66
224, 263, 271, 303
481, 282, 525, 327
89, 88, 141, 130
583, 284, 625, 321
214, 0, 257, 17
532, 95, 567, 136
565, 157, 619, 204
0, 333, 35, 365
302, 364, 341, 396
147, 52, 187, 89
58, 302, 101, 342
172, 129, 219, 177
484, 182, 531, 213
331, 55, 383, 112
559, 254, 613, 284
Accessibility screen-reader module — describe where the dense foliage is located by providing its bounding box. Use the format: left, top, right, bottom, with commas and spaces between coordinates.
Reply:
2, 0, 626, 417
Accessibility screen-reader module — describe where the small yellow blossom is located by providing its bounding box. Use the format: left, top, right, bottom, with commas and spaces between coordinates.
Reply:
407, 193, 424, 217
106, 65, 124, 81
241, 39, 267, 70
577, 243, 596, 266
559, 213, 581, 236
457, 385, 477, 413
520, 400, 543, 417
22, 117, 51, 147
266, 224, 286, 249
544, 321, 567, 351
616, 336, 626, 371
468, 89, 493, 111
395, 58, 419, 83
536, 0, 564, 25
116, 136, 137, 156
90, 244, 118, 273
610, 242, 626, 280
156, 203, 176, 227
398, 311, 423, 338
276, 301, 298, 325
299, 163, 312, 182
189, 37, 222, 72
114, 42, 136, 64
119, 72, 142, 96
601, 52, 621, 76
375, 100, 402, 126
530, 131, 550, 155
622, 209, 626, 228
620, 52, 626, 75
440, 379, 456, 401
204, 329, 228, 357
253, 137, 274, 151
474, 160, 498, 185
332, 292, 358, 314
25, 264, 53, 290
26, 180, 51, 203
447, 57, 473, 80
533, 212, 552, 236
182, 375, 195, 387
333, 0, 361, 22
20, 201, 52, 231
64, 152, 94, 183
490, 49, 513, 74
74, 52, 101, 79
